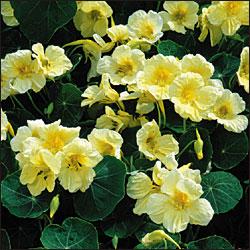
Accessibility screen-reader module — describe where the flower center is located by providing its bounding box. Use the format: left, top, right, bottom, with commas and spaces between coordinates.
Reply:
216, 104, 232, 119
116, 59, 134, 76
181, 86, 195, 102
143, 23, 154, 38
225, 2, 240, 15
91, 10, 101, 20
153, 68, 171, 86
66, 154, 85, 170
173, 190, 189, 210
174, 9, 187, 22
43, 133, 65, 154
17, 65, 32, 77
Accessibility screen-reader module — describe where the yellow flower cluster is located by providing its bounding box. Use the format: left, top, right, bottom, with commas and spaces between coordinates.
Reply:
127, 161, 214, 233
198, 1, 249, 46
1, 1, 19, 27
1, 43, 72, 100
10, 120, 124, 196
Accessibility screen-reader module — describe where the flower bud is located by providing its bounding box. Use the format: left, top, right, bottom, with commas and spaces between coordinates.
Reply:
194, 128, 204, 160
49, 194, 60, 219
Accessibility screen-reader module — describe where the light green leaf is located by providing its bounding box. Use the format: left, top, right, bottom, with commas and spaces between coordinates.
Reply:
74, 156, 126, 221
1, 171, 52, 218
201, 171, 243, 214
40, 217, 98, 249
157, 40, 187, 59
212, 127, 248, 170
10, 0, 77, 43
187, 235, 233, 249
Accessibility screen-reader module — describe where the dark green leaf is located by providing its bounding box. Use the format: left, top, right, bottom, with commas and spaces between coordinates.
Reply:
50, 83, 83, 126
1, 171, 52, 218
187, 235, 233, 249
1, 229, 11, 250
201, 171, 243, 214
74, 156, 126, 221
11, 0, 77, 43
157, 40, 187, 59
40, 217, 98, 249
211, 127, 248, 170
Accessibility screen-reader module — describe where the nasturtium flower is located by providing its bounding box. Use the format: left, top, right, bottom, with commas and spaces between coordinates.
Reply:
107, 25, 129, 43
207, 89, 248, 133
207, 1, 249, 36
127, 10, 163, 44
1, 109, 14, 141
137, 54, 181, 100
136, 120, 179, 169
73, 1, 113, 37
169, 72, 218, 122
159, 1, 199, 34
2, 50, 46, 93
147, 169, 214, 233
198, 7, 223, 47
58, 138, 102, 193
81, 74, 119, 107
1, 1, 19, 27
181, 54, 214, 82
88, 128, 123, 159
97, 45, 145, 85
32, 43, 72, 79
237, 47, 249, 93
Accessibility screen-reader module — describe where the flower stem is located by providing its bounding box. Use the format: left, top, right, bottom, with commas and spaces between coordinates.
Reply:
27, 92, 45, 117
11, 96, 26, 110
183, 118, 187, 133
156, 0, 162, 12
156, 102, 162, 128
158, 100, 166, 128
176, 140, 196, 160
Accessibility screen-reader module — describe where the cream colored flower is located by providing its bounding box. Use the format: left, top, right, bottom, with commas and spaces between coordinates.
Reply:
136, 120, 179, 169
81, 74, 119, 107
169, 72, 218, 122
159, 1, 199, 34
207, 1, 249, 36
137, 54, 181, 100
237, 47, 249, 93
1, 109, 9, 141
97, 45, 145, 85
32, 43, 72, 79
2, 50, 46, 93
58, 138, 102, 193
127, 10, 163, 44
1, 1, 19, 27
147, 169, 214, 233
207, 89, 248, 133
73, 1, 113, 37
107, 25, 129, 43
181, 54, 214, 82
198, 7, 223, 47
88, 128, 123, 159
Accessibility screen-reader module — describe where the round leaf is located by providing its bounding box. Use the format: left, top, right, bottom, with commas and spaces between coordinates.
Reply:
178, 127, 213, 173
157, 40, 187, 59
40, 217, 98, 249
201, 171, 243, 214
1, 171, 52, 218
74, 156, 126, 221
211, 127, 248, 170
187, 235, 233, 249
11, 0, 77, 43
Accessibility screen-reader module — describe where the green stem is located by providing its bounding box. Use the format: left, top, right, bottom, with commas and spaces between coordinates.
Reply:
156, 102, 162, 128
11, 95, 26, 110
163, 239, 167, 250
183, 118, 187, 133
116, 100, 125, 111
27, 92, 45, 117
68, 45, 83, 57
156, 0, 162, 12
217, 36, 226, 53
176, 140, 196, 160
158, 100, 166, 129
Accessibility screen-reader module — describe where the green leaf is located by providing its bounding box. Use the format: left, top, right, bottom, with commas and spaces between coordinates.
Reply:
134, 158, 155, 171
157, 40, 187, 59
187, 235, 233, 249
40, 217, 98, 249
1, 229, 11, 250
1, 171, 52, 218
74, 156, 126, 221
10, 0, 77, 43
50, 83, 83, 126
178, 127, 213, 173
201, 171, 243, 214
211, 127, 248, 170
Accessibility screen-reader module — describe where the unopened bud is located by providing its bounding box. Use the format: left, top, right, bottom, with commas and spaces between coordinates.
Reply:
49, 194, 60, 219
194, 128, 204, 160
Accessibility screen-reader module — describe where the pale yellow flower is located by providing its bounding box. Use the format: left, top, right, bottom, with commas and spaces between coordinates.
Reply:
137, 54, 181, 100
169, 72, 218, 122
2, 50, 46, 93
1, 1, 19, 26
32, 43, 72, 79
1, 109, 9, 141
73, 1, 113, 37
97, 45, 145, 85
237, 47, 249, 93
136, 120, 179, 169
58, 138, 102, 193
147, 169, 214, 233
107, 25, 129, 43
181, 54, 214, 82
159, 1, 199, 34
88, 128, 123, 159
207, 1, 249, 36
127, 10, 163, 44
198, 7, 223, 47
81, 74, 119, 107
207, 89, 248, 133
